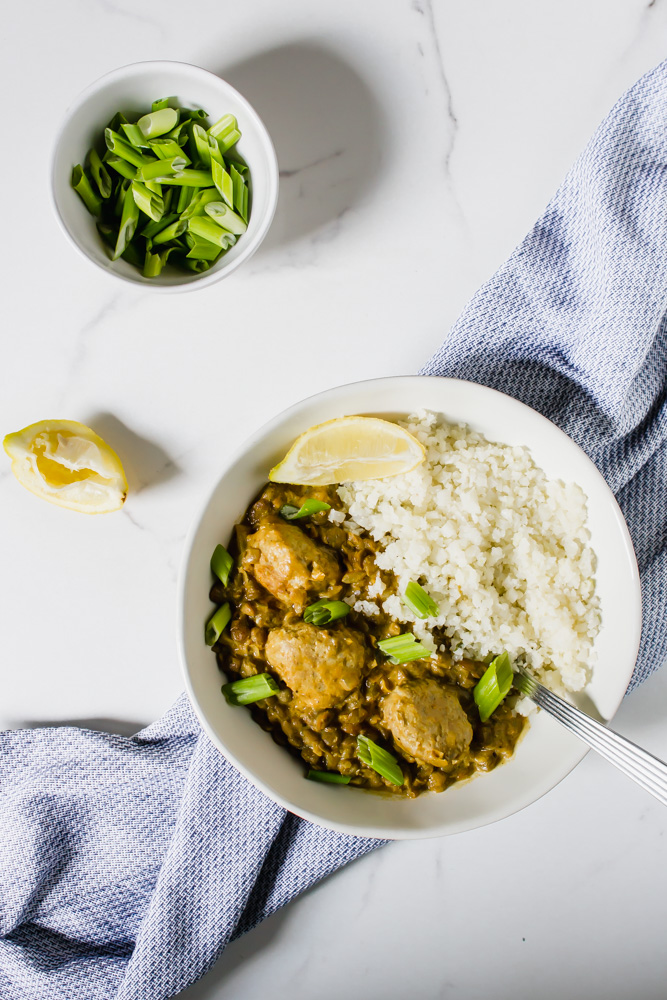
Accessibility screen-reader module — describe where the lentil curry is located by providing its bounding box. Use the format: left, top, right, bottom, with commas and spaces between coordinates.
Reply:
209, 484, 526, 797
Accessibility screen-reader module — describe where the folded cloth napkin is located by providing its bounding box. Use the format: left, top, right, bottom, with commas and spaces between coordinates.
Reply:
3, 57, 667, 1000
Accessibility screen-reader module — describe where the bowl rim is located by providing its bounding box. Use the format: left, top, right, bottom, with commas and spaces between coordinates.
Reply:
50, 59, 279, 292
177, 375, 642, 839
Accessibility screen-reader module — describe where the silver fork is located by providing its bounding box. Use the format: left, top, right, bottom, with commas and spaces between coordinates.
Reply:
513, 667, 667, 807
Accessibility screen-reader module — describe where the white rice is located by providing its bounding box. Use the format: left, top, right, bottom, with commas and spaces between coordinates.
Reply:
337, 410, 600, 696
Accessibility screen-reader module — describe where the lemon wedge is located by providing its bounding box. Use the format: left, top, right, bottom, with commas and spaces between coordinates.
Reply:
3, 419, 128, 514
269, 416, 426, 485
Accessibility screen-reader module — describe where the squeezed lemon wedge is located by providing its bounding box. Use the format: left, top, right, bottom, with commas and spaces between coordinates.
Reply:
3, 419, 128, 514
269, 415, 426, 485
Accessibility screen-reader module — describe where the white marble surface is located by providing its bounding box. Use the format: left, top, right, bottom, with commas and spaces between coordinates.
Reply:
3, 1, 667, 996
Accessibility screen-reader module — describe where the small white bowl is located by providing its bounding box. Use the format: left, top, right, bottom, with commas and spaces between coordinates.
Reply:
51, 61, 278, 290
178, 376, 641, 839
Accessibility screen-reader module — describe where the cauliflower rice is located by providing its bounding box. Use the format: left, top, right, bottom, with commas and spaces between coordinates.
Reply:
337, 410, 600, 696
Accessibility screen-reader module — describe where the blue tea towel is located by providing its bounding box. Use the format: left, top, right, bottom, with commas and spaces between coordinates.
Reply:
3, 57, 667, 1000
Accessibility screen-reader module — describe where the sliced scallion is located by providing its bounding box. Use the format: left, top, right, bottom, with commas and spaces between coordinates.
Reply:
152, 169, 215, 187
221, 672, 279, 705
356, 735, 403, 786
137, 108, 179, 139
279, 498, 331, 520
211, 543, 233, 585
185, 236, 224, 260
137, 156, 188, 181
71, 165, 102, 216
151, 218, 187, 245
402, 581, 439, 620
87, 148, 112, 198
376, 633, 432, 664
112, 184, 140, 259
204, 200, 247, 234
105, 155, 137, 181
473, 651, 513, 723
205, 602, 232, 646
306, 770, 351, 784
211, 159, 234, 207
131, 181, 164, 222
188, 215, 237, 248
72, 99, 249, 277
121, 122, 151, 148
303, 599, 350, 626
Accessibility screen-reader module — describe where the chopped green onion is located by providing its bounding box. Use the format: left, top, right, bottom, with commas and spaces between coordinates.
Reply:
176, 185, 196, 214
86, 149, 112, 199
137, 108, 179, 139
204, 200, 247, 234
182, 257, 211, 272
306, 770, 351, 784
149, 138, 191, 162
188, 215, 237, 248
121, 122, 151, 148
205, 602, 232, 646
356, 735, 403, 786
71, 165, 102, 216
104, 129, 153, 169
211, 159, 234, 207
112, 184, 140, 260
402, 581, 439, 620
106, 111, 128, 131
279, 498, 331, 520
143, 246, 174, 277
137, 156, 188, 181
151, 169, 215, 187
230, 163, 248, 222
209, 113, 241, 152
303, 599, 350, 626
141, 213, 178, 238
192, 124, 212, 167
473, 651, 513, 723
105, 155, 137, 181
211, 543, 233, 585
221, 672, 279, 705
376, 633, 432, 664
151, 218, 187, 245
131, 181, 164, 222
179, 187, 218, 220
185, 236, 224, 260
74, 100, 248, 277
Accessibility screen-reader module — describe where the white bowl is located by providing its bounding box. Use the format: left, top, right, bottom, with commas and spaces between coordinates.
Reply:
51, 61, 278, 290
178, 377, 641, 839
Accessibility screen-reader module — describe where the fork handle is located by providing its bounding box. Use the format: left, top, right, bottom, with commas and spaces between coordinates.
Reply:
514, 672, 667, 807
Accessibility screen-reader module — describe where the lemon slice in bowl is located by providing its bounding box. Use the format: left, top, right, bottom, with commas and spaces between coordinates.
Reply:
3, 419, 128, 514
269, 415, 426, 485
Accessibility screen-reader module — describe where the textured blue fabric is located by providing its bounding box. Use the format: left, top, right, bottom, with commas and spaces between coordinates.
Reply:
3, 58, 667, 1000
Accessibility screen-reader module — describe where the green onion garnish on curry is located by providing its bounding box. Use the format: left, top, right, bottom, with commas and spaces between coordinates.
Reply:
221, 673, 279, 706
279, 498, 331, 520
70, 100, 251, 277
303, 599, 350, 626
356, 735, 403, 787
473, 651, 514, 723
376, 633, 432, 664
306, 770, 351, 785
402, 581, 439, 619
